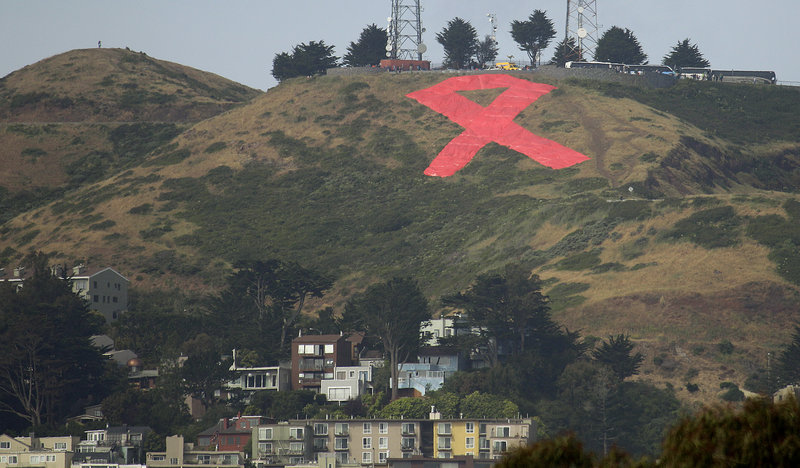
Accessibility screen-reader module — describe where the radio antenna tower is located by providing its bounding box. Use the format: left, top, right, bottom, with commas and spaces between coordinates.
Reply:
565, 0, 599, 60
386, 0, 426, 60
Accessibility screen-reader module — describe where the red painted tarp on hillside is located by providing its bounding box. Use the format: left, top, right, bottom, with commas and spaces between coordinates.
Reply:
406, 74, 590, 177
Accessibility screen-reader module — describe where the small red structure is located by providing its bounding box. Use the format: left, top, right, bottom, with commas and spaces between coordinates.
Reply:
380, 59, 431, 71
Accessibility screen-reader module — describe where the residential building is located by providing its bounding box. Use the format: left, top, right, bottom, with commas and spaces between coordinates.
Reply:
76, 426, 150, 464
0, 434, 79, 468
291, 334, 353, 392
253, 419, 429, 467
197, 416, 268, 452
285, 453, 360, 468
417, 347, 466, 376
320, 365, 373, 402
227, 350, 291, 395
252, 421, 312, 466
430, 420, 533, 460
146, 436, 243, 468
394, 364, 446, 396
0, 264, 129, 323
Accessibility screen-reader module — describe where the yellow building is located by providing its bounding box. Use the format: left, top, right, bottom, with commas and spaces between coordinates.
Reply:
431, 419, 532, 460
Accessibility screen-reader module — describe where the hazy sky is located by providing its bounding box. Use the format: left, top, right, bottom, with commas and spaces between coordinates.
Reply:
2, 1, 797, 91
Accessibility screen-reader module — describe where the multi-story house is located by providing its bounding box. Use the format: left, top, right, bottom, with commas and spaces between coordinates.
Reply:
197, 416, 267, 452
253, 419, 429, 467
319, 365, 373, 402
252, 421, 311, 466
76, 426, 150, 464
0, 264, 129, 323
146, 436, 243, 468
291, 334, 353, 392
0, 434, 79, 468
226, 350, 291, 396
430, 419, 533, 460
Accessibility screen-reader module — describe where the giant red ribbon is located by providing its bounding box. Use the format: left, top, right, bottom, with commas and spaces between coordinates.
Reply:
406, 74, 590, 177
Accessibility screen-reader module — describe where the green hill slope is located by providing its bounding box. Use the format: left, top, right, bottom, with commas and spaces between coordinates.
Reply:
0, 48, 261, 221
1, 59, 800, 405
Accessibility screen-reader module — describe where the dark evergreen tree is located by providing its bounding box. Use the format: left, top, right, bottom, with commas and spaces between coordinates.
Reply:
592, 334, 644, 381
0, 253, 108, 427
436, 18, 479, 69
341, 277, 430, 400
510, 10, 557, 67
550, 37, 582, 66
594, 26, 647, 64
444, 264, 555, 364
777, 323, 800, 386
343, 24, 388, 67
662, 38, 710, 70
475, 35, 499, 68
271, 41, 338, 82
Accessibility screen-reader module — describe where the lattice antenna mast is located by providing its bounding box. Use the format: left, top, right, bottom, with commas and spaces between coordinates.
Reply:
565, 0, 599, 60
487, 13, 498, 44
387, 0, 426, 60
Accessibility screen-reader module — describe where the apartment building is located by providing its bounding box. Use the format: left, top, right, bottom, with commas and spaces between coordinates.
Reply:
146, 436, 243, 468
0, 434, 79, 468
430, 420, 532, 460
291, 335, 352, 392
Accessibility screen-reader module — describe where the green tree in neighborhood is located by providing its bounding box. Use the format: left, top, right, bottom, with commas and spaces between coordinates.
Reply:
436, 18, 479, 69
0, 254, 108, 428
342, 277, 430, 400
209, 259, 331, 360
510, 10, 557, 67
475, 35, 499, 68
662, 38, 710, 70
595, 26, 647, 64
444, 264, 555, 365
271, 41, 338, 82
592, 334, 644, 381
343, 24, 388, 67
550, 37, 582, 66
174, 333, 232, 411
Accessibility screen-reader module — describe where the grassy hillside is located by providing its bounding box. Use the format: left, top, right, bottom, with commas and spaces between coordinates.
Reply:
1, 58, 800, 405
0, 48, 261, 221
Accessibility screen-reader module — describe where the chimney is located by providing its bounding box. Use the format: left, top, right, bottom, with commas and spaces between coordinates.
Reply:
13, 266, 24, 277
73, 264, 85, 275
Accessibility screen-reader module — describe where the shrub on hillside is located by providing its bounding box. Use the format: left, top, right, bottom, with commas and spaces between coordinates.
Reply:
662, 205, 740, 248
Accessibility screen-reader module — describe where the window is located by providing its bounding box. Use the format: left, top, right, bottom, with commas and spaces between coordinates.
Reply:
314, 423, 328, 435
93, 295, 99, 303
30, 455, 40, 463
495, 427, 510, 437
289, 442, 304, 453
151, 455, 166, 461
335, 452, 348, 464
0, 442, 9, 449
378, 452, 388, 464
336, 371, 346, 380
479, 438, 490, 450
313, 438, 328, 451
170, 458, 178, 465
438, 437, 451, 449
258, 442, 272, 454
45, 455, 56, 462
324, 344, 334, 354
465, 422, 474, 434
479, 423, 487, 435
401, 438, 415, 450
335, 423, 349, 436
378, 437, 388, 449
379, 422, 388, 434
493, 441, 508, 453
289, 457, 305, 465
259, 427, 273, 440
198, 455, 211, 464
363, 423, 371, 434
8, 455, 18, 464
465, 437, 475, 449
438, 423, 451, 435
113, 296, 118, 303
362, 437, 371, 449
290, 427, 304, 440
362, 452, 372, 464
335, 438, 349, 450
401, 423, 415, 435
438, 452, 452, 459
